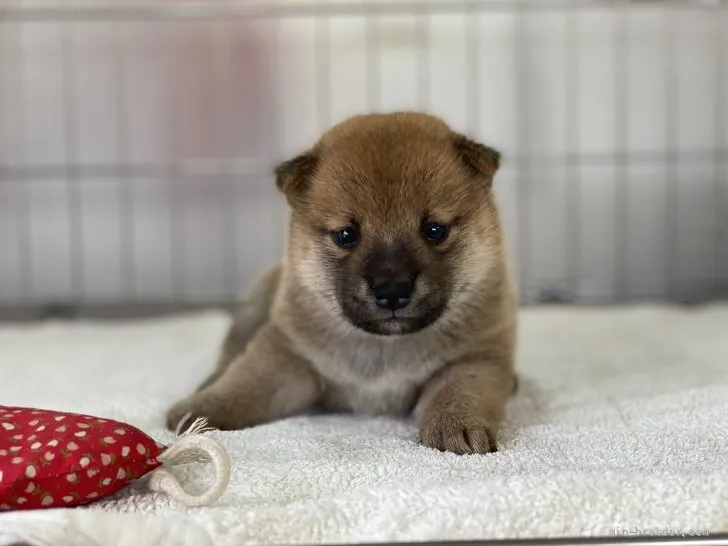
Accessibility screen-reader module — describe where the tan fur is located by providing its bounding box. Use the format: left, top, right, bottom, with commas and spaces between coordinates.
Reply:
166, 112, 518, 455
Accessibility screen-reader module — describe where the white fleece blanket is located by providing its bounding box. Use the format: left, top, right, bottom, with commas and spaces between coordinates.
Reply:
1, 305, 728, 545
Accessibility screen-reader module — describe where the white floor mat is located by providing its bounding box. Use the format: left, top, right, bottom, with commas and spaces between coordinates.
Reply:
0, 305, 727, 544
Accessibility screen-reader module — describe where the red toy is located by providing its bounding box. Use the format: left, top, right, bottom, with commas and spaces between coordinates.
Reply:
0, 405, 230, 511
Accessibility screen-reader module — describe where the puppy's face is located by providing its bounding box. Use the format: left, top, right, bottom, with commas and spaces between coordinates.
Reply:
277, 113, 503, 337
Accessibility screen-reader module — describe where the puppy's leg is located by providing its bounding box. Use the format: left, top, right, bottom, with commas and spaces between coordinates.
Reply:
196, 265, 281, 392
166, 324, 321, 431
416, 357, 515, 455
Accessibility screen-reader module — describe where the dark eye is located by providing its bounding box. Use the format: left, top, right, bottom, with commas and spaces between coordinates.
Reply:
421, 222, 449, 244
332, 227, 360, 249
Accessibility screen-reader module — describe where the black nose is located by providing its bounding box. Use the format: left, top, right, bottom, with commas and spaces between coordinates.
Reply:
373, 281, 413, 311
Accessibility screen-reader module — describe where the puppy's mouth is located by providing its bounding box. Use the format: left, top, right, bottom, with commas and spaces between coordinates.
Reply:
348, 310, 443, 336
337, 288, 447, 336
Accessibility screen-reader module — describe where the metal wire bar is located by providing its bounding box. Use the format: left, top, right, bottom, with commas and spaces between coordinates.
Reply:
716, 8, 728, 289
267, 15, 284, 274
214, 18, 238, 299
1, 150, 724, 182
365, 6, 381, 111
514, 0, 530, 300
114, 22, 136, 300
268, 16, 282, 159
663, 1, 679, 299
165, 23, 186, 302
61, 23, 86, 301
416, 2, 430, 110
614, 0, 630, 301
1, 0, 725, 23
2, 282, 725, 323
316, 8, 332, 131
564, 3, 581, 299
465, 5, 479, 136
9, 21, 34, 303
226, 535, 728, 546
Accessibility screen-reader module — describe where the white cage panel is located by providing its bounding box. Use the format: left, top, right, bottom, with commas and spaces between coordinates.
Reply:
0, 1, 726, 315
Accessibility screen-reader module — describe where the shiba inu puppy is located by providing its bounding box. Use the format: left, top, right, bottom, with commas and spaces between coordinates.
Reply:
166, 112, 518, 454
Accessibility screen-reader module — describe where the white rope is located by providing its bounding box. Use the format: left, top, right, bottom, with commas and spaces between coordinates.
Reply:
147, 416, 231, 508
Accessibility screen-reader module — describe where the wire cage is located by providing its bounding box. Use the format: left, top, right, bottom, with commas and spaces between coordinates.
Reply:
0, 0, 726, 320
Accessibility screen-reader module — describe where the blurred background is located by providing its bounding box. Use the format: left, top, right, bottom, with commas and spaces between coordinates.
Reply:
0, 0, 726, 320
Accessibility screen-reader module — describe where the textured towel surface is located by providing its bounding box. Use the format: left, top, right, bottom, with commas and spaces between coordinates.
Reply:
0, 305, 727, 544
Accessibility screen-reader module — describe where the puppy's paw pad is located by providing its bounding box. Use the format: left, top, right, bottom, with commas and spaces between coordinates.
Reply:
419, 416, 497, 455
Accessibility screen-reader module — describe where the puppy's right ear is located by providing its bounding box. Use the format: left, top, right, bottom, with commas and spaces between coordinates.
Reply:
274, 151, 319, 204
451, 133, 501, 190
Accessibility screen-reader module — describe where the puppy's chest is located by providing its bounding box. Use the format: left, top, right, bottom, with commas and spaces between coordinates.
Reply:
308, 340, 447, 415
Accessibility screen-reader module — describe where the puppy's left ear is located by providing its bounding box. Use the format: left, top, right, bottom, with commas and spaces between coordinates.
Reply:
451, 133, 501, 189
274, 150, 320, 205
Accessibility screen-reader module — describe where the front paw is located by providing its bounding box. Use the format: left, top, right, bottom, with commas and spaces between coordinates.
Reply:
165, 394, 232, 433
165, 398, 204, 433
419, 413, 497, 455
165, 390, 261, 433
